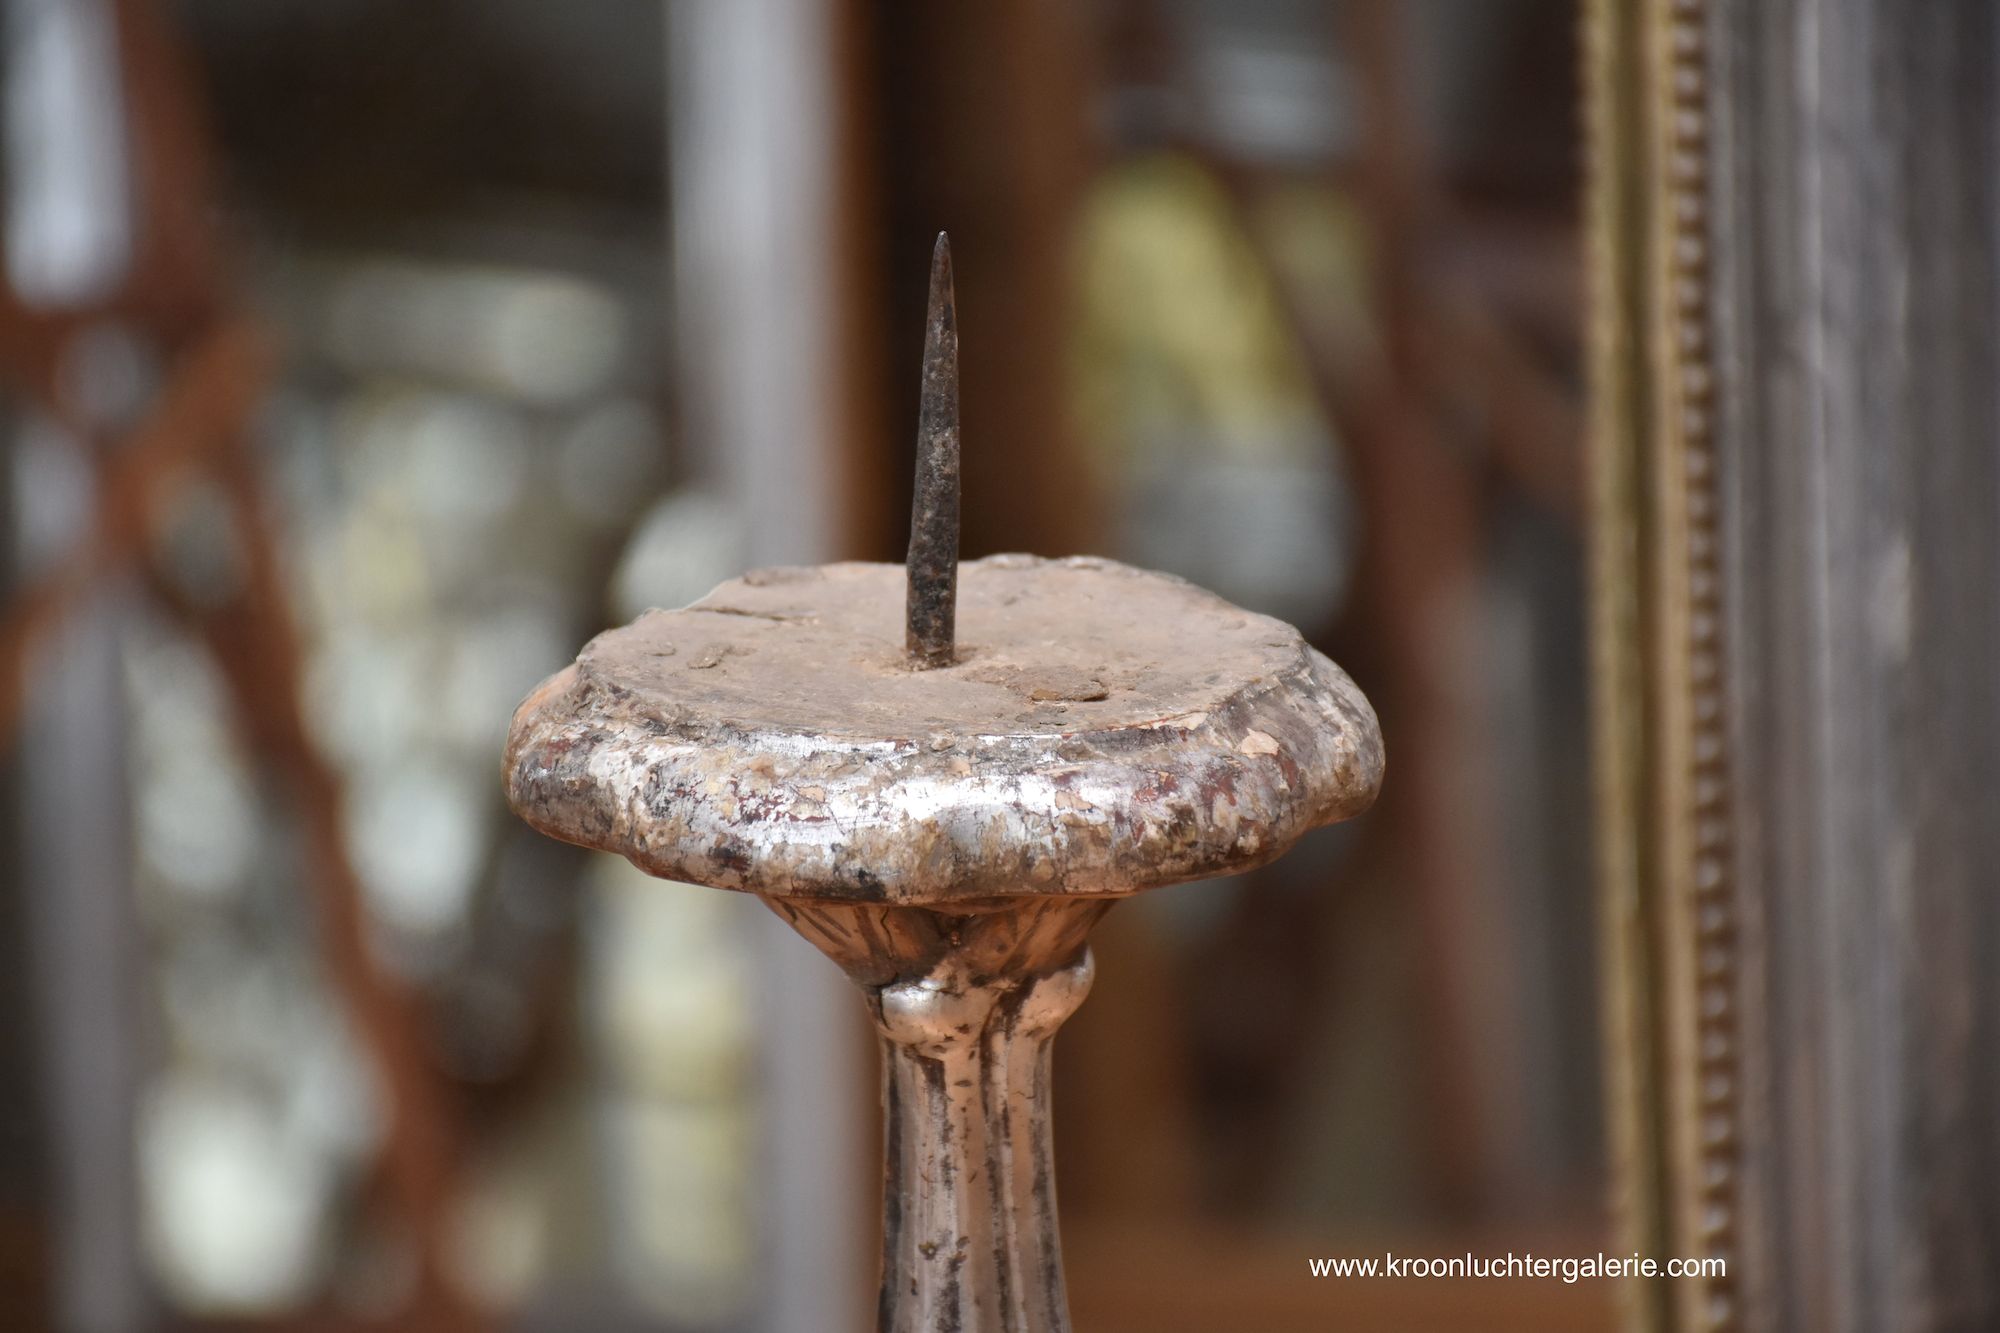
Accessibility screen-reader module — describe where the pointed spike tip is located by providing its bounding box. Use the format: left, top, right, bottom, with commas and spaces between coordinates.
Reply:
906, 234, 961, 668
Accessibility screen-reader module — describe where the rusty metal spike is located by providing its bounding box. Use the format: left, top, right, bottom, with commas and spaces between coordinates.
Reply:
906, 232, 960, 668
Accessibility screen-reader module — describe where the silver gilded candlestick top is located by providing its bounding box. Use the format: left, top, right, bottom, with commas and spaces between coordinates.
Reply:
905, 232, 960, 668
502, 240, 1384, 1330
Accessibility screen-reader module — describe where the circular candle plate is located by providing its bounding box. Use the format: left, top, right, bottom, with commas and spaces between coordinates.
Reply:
505, 554, 1381, 903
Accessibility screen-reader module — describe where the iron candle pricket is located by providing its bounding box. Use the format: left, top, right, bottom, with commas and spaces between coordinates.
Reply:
504, 235, 1384, 1333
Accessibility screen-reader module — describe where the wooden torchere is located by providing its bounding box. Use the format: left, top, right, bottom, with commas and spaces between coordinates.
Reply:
502, 239, 1383, 1331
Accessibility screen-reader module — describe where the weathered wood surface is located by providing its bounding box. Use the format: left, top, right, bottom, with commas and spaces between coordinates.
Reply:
1595, 1, 2000, 1329
505, 555, 1381, 904
1711, 2, 2000, 1329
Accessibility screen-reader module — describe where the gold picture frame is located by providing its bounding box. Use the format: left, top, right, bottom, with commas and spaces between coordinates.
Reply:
1587, 2, 1740, 1329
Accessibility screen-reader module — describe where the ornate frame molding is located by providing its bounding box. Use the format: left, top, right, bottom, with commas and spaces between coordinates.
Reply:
1593, 2, 2000, 1328
1587, 2, 1740, 1329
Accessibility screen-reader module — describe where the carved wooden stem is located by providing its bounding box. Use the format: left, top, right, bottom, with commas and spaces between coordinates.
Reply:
872, 950, 1091, 1333
765, 896, 1108, 1333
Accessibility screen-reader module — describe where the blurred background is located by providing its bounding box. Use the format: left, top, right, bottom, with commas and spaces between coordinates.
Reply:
0, 1, 1600, 1329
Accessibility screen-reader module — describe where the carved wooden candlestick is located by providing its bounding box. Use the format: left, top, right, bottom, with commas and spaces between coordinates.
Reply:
504, 237, 1383, 1332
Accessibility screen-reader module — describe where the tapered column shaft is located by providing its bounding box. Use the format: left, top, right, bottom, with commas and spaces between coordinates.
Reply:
763, 896, 1108, 1333
872, 952, 1090, 1333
